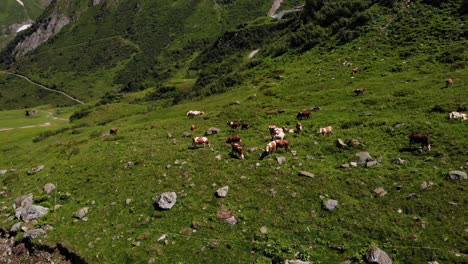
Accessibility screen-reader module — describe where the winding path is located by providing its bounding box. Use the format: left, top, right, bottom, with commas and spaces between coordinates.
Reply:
0, 70, 85, 105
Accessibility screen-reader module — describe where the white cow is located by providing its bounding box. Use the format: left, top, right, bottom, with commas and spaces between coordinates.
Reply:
186, 110, 204, 117
448, 112, 467, 120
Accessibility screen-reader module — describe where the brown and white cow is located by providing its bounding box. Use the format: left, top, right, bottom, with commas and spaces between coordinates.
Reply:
225, 135, 242, 144
275, 139, 289, 152
296, 122, 303, 132
192, 136, 210, 148
187, 110, 204, 117
352, 67, 361, 75
268, 125, 279, 135
231, 143, 244, 159
282, 126, 295, 134
110, 128, 119, 135
353, 88, 366, 96
296, 110, 311, 120
272, 127, 285, 140
227, 121, 241, 129
409, 133, 431, 151
448, 112, 467, 120
265, 141, 277, 154
190, 124, 197, 131
319, 126, 333, 136
446, 78, 454, 88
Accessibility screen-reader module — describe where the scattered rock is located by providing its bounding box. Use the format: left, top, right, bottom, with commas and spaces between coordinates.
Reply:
172, 139, 177, 145
366, 161, 380, 168
44, 183, 56, 195
215, 154, 222, 160
248, 147, 258, 152
182, 132, 191, 138
10, 222, 21, 232
336, 138, 348, 149
392, 158, 406, 165
285, 260, 310, 264
324, 199, 338, 211
446, 170, 467, 180
75, 207, 89, 219
205, 127, 221, 135
19, 205, 49, 221
350, 162, 358, 167
232, 100, 241, 105
278, 109, 286, 113
373, 187, 387, 197
340, 163, 350, 169
14, 194, 34, 211
154, 192, 177, 210
406, 193, 418, 199
298, 171, 315, 178
0, 170, 7, 175
277, 156, 286, 164
126, 199, 133, 205
27, 165, 45, 175
420, 181, 434, 190
260, 226, 268, 234
216, 209, 237, 225
366, 246, 392, 264
355, 152, 373, 165
167, 133, 173, 138
24, 229, 46, 239
216, 186, 229, 198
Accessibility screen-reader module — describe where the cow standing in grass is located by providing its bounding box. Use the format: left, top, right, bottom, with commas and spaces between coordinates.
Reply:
192, 137, 210, 148
225, 135, 242, 144
275, 139, 289, 152
190, 124, 197, 131
110, 128, 119, 135
353, 88, 366, 96
296, 122, 303, 132
448, 111, 467, 120
231, 143, 244, 159
319, 126, 333, 136
227, 121, 240, 129
296, 110, 311, 120
352, 67, 361, 75
409, 134, 431, 151
446, 78, 454, 88
187, 110, 204, 117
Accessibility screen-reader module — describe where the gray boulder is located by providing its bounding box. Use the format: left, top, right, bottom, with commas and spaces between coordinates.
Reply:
336, 139, 348, 149
298, 171, 315, 178
24, 229, 46, 239
14, 194, 34, 211
324, 199, 338, 211
277, 157, 286, 164
44, 183, 56, 194
75, 207, 89, 219
216, 186, 229, 198
355, 152, 373, 165
154, 192, 177, 210
446, 170, 467, 180
27, 165, 45, 175
182, 132, 191, 138
18, 205, 49, 221
366, 246, 392, 264
205, 127, 221, 135
0, 169, 7, 175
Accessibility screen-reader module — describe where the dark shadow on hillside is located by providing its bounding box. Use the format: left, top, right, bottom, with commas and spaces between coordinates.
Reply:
259, 151, 268, 160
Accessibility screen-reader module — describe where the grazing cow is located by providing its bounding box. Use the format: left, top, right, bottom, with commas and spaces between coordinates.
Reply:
241, 123, 249, 130
272, 127, 285, 140
110, 128, 119, 135
275, 139, 289, 152
227, 121, 241, 129
265, 141, 277, 154
353, 88, 366, 96
186, 110, 204, 117
296, 110, 311, 120
296, 122, 303, 132
446, 78, 454, 88
192, 136, 210, 148
282, 126, 295, 134
409, 134, 431, 151
448, 111, 467, 120
231, 143, 244, 159
319, 126, 333, 136
190, 124, 197, 131
225, 135, 242, 144
352, 67, 361, 75
268, 125, 279, 135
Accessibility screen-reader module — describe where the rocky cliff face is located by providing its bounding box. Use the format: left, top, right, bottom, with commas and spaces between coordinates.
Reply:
13, 14, 70, 57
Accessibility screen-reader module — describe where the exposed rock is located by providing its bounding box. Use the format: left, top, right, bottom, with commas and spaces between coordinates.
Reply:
14, 194, 34, 211
336, 138, 348, 149
75, 207, 89, 219
366, 246, 392, 264
350, 162, 358, 167
126, 199, 133, 205
27, 165, 45, 175
324, 199, 338, 211
216, 186, 229, 198
182, 132, 191, 138
216, 209, 237, 224
154, 192, 177, 210
44, 183, 56, 194
277, 156, 286, 164
215, 154, 222, 160
340, 163, 350, 169
298, 171, 315, 178
260, 226, 268, 234
0, 170, 7, 175
446, 170, 467, 180
205, 127, 221, 135
248, 147, 258, 152
373, 187, 387, 197
10, 222, 21, 232
93, 0, 105, 6
355, 152, 373, 165
14, 15, 71, 57
366, 161, 380, 168
392, 158, 406, 165
420, 181, 434, 190
24, 229, 46, 239
18, 205, 49, 221
284, 260, 311, 264
167, 132, 173, 138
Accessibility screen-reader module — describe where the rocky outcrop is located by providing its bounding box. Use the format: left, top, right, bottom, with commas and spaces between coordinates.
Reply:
14, 14, 71, 57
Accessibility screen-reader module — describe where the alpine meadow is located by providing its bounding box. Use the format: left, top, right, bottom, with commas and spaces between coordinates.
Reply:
0, 0, 467, 263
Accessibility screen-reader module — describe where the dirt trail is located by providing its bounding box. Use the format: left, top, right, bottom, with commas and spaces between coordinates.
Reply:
0, 71, 85, 105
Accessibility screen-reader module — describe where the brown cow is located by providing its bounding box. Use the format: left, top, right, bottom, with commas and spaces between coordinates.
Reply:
192, 136, 210, 148
110, 128, 119, 135
275, 139, 289, 152
231, 143, 244, 159
190, 124, 197, 131
409, 134, 431, 151
319, 126, 333, 136
352, 67, 361, 75
225, 135, 242, 144
227, 121, 240, 129
353, 88, 366, 96
296, 110, 311, 120
296, 122, 303, 132
446, 78, 454, 88
241, 123, 249, 130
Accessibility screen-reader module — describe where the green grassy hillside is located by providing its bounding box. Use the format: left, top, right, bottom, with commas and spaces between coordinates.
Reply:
0, 0, 467, 263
